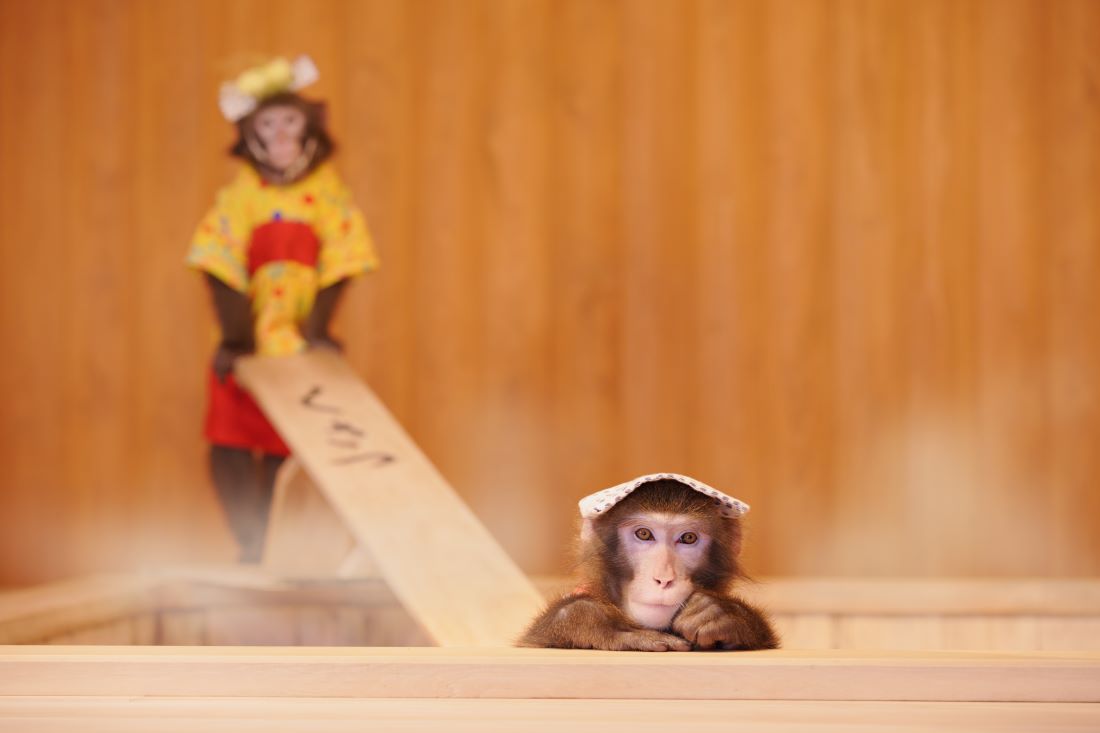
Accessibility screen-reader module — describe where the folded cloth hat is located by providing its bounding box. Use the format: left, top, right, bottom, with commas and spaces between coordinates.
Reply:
578, 473, 749, 519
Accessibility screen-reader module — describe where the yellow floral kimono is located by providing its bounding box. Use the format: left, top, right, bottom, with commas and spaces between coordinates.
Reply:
187, 163, 379, 453
187, 162, 379, 356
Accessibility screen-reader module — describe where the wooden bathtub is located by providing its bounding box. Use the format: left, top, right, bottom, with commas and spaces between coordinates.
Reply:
2, 570, 1098, 731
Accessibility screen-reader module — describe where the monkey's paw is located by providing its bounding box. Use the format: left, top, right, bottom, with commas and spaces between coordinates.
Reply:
611, 629, 691, 652
671, 592, 769, 650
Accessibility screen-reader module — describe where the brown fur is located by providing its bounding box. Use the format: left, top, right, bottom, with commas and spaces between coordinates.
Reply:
518, 480, 779, 651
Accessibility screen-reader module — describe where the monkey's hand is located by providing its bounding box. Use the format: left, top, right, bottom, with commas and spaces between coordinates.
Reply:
303, 332, 344, 352
671, 591, 779, 651
610, 628, 691, 652
212, 342, 253, 383
302, 281, 346, 352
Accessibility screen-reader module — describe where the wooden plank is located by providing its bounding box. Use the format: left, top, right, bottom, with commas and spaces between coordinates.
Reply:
1039, 618, 1100, 653
1, 698, 1098, 733
1, 647, 1097, 703
202, 608, 298, 647
234, 350, 544, 646
262, 458, 371, 579
0, 575, 158, 645
940, 617, 1041, 652
152, 568, 401, 610
157, 611, 207, 646
834, 616, 945, 651
770, 613, 834, 649
742, 577, 1100, 615
6, 571, 1099, 650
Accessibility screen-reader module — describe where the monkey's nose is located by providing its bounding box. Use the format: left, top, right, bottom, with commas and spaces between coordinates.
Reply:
652, 576, 675, 589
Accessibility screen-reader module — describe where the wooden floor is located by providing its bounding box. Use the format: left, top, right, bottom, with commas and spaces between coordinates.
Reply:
2, 646, 1098, 731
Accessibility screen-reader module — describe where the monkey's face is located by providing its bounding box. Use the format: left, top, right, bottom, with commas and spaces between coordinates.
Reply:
615, 513, 712, 629
251, 104, 307, 171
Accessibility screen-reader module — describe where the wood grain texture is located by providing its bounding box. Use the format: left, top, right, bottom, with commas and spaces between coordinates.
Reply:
1, 645, 1098, 702
235, 350, 543, 645
1, 0, 1098, 583
261, 458, 369, 578
2, 699, 1098, 733
4, 571, 1100, 650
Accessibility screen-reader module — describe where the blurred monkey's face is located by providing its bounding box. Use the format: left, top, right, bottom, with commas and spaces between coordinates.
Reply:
252, 105, 307, 171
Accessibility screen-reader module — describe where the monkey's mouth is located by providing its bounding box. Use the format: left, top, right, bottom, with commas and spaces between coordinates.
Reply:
625, 599, 685, 629
632, 600, 680, 610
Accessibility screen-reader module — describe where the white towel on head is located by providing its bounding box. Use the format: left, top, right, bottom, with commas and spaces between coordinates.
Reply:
577, 473, 749, 519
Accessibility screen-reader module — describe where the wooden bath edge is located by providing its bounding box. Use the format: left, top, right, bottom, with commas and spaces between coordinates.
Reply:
1, 646, 1097, 703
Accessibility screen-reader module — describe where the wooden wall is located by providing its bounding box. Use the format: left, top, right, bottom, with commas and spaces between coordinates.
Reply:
1, 0, 1098, 585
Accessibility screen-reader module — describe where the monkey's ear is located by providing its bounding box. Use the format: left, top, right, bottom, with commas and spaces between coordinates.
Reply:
579, 518, 596, 546
311, 100, 329, 128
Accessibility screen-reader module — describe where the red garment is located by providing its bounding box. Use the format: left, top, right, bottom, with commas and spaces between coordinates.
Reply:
247, 219, 320, 275
202, 219, 320, 456
204, 370, 291, 456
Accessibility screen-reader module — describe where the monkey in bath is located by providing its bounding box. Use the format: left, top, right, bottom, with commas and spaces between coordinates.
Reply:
520, 474, 778, 651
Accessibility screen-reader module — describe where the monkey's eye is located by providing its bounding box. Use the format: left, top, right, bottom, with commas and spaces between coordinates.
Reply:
634, 527, 654, 541
679, 532, 698, 545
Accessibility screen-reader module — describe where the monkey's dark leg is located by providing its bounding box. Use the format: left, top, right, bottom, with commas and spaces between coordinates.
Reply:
209, 445, 267, 563
247, 453, 287, 560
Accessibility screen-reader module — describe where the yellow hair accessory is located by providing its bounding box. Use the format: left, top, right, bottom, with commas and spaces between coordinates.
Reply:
236, 57, 294, 98
219, 55, 320, 122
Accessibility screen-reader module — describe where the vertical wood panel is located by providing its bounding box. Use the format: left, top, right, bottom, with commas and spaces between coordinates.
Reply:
828, 0, 907, 575
899, 0, 982, 574
128, 1, 229, 565
620, 0, 700, 474
1, 1, 77, 582
1, 0, 1098, 584
975, 0, 1051, 575
547, 0, 625, 509
59, 6, 136, 565
695, 0, 770, 569
405, 0, 489, 509
475, 0, 554, 568
342, 0, 416, 421
759, 0, 835, 574
1044, 0, 1100, 576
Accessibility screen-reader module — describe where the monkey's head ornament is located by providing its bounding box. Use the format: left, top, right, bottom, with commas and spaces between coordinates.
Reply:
578, 472, 750, 520
218, 55, 334, 185
218, 55, 320, 123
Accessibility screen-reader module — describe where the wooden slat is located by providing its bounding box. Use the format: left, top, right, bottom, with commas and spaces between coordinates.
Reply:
1, 646, 1097, 703
1, 698, 1098, 733
742, 577, 1100, 615
150, 569, 400, 610
262, 458, 370, 578
0, 575, 158, 645
235, 350, 544, 646
6, 573, 1099, 645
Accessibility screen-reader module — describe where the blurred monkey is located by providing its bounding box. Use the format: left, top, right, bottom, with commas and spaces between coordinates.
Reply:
187, 57, 379, 561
